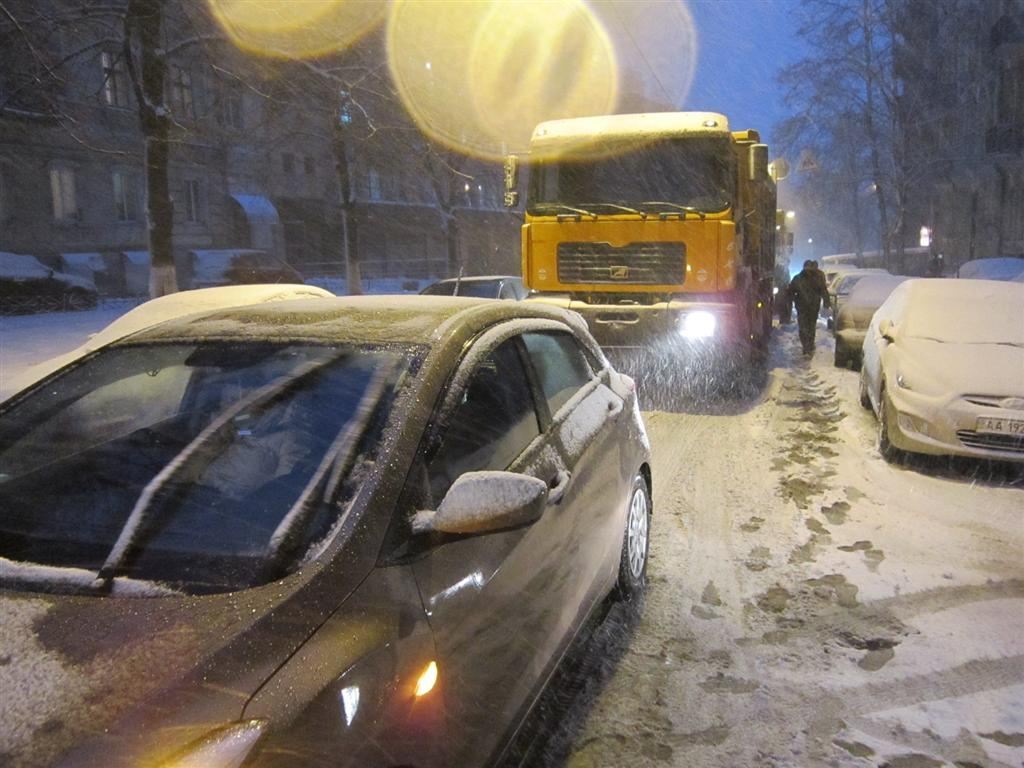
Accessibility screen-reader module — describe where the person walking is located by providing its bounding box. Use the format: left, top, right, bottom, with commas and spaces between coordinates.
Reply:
787, 260, 830, 356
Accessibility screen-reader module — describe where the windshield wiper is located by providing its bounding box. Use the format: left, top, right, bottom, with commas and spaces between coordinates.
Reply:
92, 354, 347, 591
533, 203, 598, 219
263, 360, 397, 577
638, 201, 707, 220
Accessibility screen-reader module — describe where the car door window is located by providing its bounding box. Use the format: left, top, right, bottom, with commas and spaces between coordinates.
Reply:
426, 338, 541, 502
522, 331, 595, 417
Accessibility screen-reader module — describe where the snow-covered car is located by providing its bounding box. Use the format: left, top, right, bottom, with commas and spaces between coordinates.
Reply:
956, 256, 1024, 281
0, 295, 652, 768
859, 278, 1024, 463
419, 274, 528, 299
189, 249, 304, 288
0, 252, 99, 313
833, 274, 910, 368
7, 283, 334, 395
827, 268, 889, 329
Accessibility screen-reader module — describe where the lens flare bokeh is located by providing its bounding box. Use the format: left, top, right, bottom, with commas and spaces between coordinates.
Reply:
387, 0, 619, 160
207, 0, 386, 59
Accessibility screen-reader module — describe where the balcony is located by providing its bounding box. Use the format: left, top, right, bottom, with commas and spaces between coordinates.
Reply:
986, 124, 1024, 154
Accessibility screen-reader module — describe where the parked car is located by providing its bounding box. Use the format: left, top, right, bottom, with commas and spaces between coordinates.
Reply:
834, 274, 910, 368
0, 295, 652, 768
7, 283, 333, 396
859, 279, 1024, 463
0, 252, 99, 313
419, 274, 528, 299
956, 256, 1024, 281
828, 268, 889, 328
189, 249, 304, 288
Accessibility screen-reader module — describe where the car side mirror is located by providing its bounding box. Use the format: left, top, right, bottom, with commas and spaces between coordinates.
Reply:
415, 471, 548, 536
879, 318, 896, 343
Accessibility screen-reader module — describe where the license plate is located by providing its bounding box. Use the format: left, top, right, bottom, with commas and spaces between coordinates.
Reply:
976, 417, 1024, 435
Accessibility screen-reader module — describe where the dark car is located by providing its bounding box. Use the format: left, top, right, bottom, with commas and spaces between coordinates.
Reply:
189, 249, 304, 289
0, 295, 652, 768
419, 275, 528, 300
0, 252, 99, 313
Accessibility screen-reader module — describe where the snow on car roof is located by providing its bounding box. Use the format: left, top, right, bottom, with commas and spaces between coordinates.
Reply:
432, 275, 520, 284
900, 278, 1024, 344
957, 257, 1024, 281
128, 294, 582, 347
846, 274, 911, 307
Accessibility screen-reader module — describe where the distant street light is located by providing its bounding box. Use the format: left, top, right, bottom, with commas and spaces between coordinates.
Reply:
785, 210, 795, 220
807, 238, 813, 244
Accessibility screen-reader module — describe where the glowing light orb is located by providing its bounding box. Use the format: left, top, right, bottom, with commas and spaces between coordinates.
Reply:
387, 0, 619, 160
208, 0, 386, 59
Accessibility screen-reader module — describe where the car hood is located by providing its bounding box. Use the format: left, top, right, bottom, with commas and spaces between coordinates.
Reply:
895, 337, 1024, 397
0, 561, 361, 768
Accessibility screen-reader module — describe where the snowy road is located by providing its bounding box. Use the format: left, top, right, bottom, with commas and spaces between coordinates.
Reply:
526, 325, 1024, 768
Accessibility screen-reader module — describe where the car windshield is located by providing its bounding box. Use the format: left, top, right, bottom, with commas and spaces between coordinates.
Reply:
0, 342, 413, 594
527, 137, 734, 214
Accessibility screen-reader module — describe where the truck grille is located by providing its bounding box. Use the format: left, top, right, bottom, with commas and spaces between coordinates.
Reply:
557, 242, 686, 284
956, 430, 1024, 454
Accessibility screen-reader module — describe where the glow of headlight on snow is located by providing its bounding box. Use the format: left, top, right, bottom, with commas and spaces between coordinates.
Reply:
387, 0, 619, 161
206, 0, 386, 59
340, 685, 360, 726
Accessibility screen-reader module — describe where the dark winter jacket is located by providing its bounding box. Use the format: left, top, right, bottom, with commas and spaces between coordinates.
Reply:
787, 268, 830, 314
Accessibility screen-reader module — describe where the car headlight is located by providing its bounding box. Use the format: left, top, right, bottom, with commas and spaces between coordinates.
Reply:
160, 721, 267, 768
678, 311, 717, 339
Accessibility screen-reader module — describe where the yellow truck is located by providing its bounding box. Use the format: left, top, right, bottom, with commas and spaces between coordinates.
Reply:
506, 112, 777, 388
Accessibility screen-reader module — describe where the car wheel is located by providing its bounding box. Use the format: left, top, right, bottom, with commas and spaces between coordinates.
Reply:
859, 374, 872, 410
65, 289, 96, 311
615, 474, 651, 602
877, 384, 899, 462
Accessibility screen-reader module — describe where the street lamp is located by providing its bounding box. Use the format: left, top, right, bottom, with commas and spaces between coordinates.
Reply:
785, 210, 795, 220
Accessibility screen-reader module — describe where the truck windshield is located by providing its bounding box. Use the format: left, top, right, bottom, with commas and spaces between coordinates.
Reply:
527, 136, 734, 215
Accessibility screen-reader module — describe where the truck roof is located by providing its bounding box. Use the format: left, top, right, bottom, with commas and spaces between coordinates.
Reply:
530, 112, 732, 149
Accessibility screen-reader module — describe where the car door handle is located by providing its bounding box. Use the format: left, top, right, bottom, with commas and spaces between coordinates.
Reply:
547, 470, 571, 506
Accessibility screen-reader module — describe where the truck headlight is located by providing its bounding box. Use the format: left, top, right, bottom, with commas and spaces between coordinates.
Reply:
160, 721, 267, 768
678, 311, 717, 339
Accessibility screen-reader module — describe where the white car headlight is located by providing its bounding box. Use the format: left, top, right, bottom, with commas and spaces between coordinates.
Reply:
678, 311, 717, 339
161, 721, 267, 768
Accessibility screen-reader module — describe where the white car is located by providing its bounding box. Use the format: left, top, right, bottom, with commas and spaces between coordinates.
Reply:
7, 284, 333, 394
833, 274, 909, 368
860, 278, 1024, 463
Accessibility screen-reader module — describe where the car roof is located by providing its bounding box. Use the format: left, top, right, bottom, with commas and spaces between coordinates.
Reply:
122, 294, 585, 347
432, 275, 521, 284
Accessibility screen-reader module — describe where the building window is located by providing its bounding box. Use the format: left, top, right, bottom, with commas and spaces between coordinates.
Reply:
101, 51, 130, 107
170, 66, 194, 119
112, 171, 138, 221
50, 167, 77, 222
368, 168, 381, 200
183, 179, 201, 223
0, 168, 6, 222
997, 60, 1024, 126
221, 83, 242, 129
304, 156, 315, 175
283, 153, 295, 174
